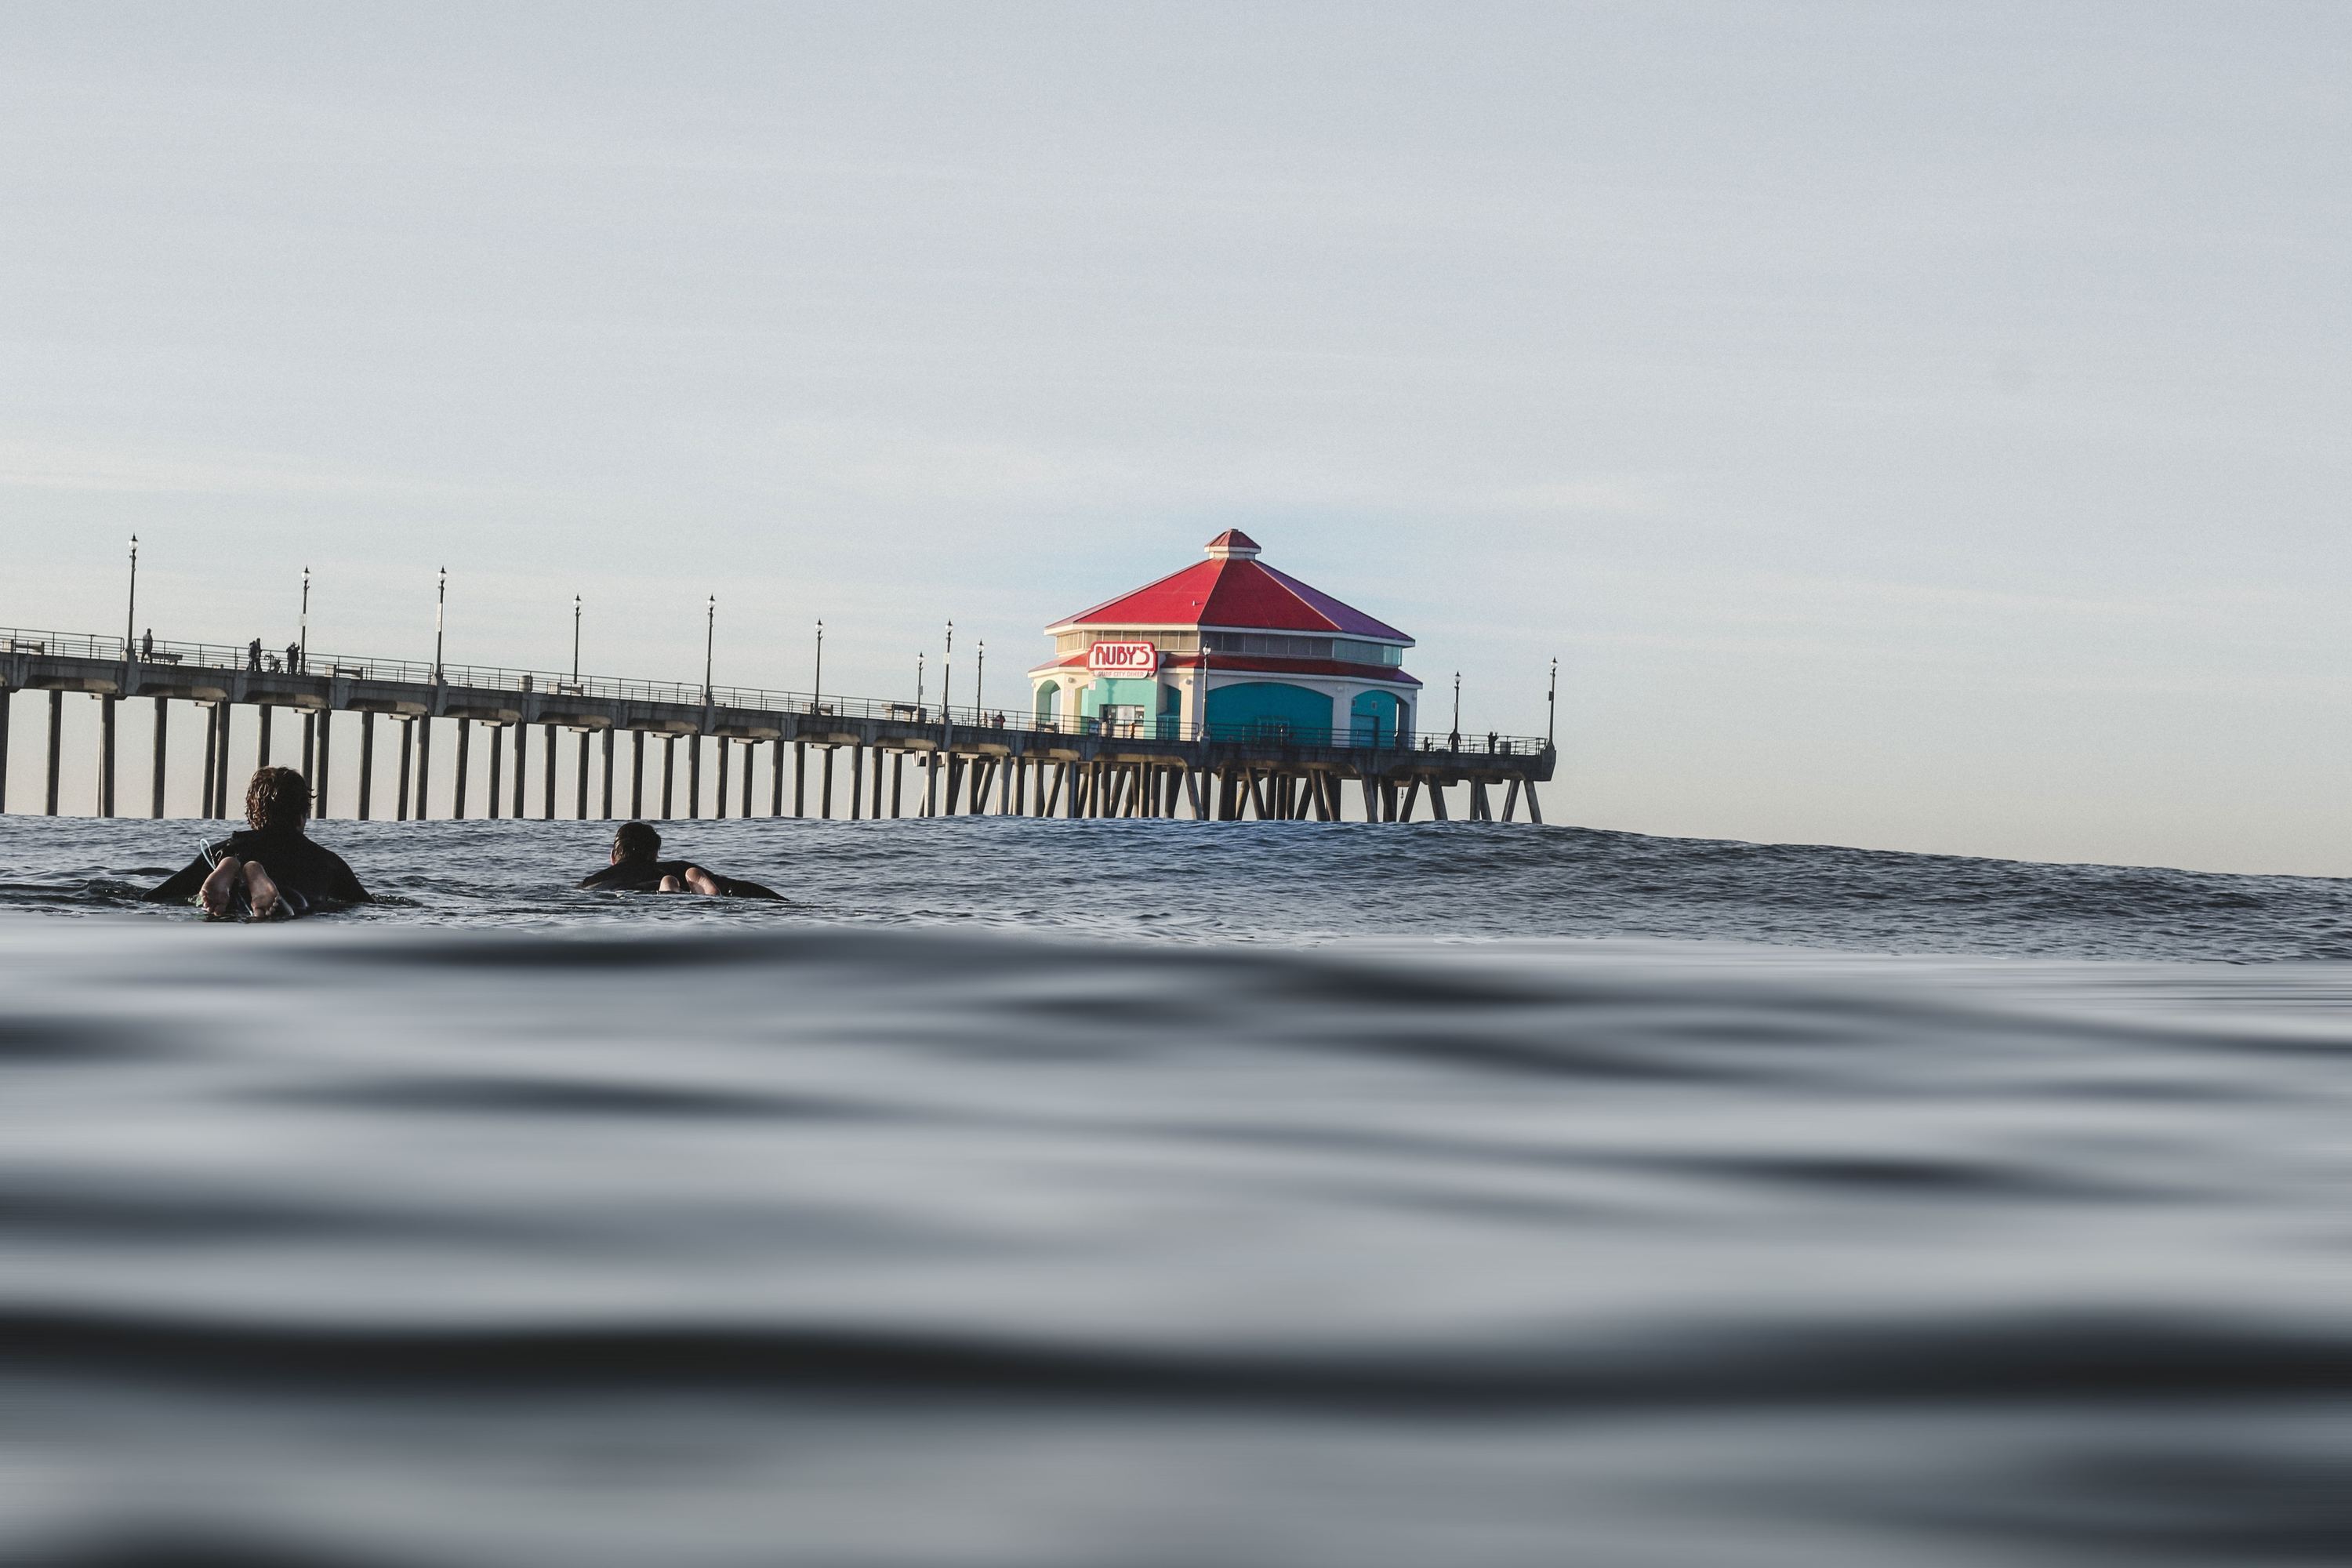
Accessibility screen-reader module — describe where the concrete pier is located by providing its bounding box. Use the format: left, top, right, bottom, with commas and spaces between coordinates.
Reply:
2, 629, 1554, 824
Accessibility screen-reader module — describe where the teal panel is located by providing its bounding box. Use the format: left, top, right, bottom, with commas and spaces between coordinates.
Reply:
1080, 677, 1161, 727
1206, 681, 1334, 743
1034, 684, 1060, 722
1349, 689, 1404, 748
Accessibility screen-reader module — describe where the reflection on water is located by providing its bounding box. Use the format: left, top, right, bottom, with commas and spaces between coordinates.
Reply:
1, 818, 2348, 1564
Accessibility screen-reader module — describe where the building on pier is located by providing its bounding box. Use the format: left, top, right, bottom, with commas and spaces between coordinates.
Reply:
1027, 532, 1419, 745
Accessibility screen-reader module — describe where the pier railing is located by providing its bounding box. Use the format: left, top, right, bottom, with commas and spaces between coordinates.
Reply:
2, 625, 1551, 757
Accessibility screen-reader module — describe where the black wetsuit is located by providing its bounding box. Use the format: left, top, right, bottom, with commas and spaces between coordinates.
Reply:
578, 858, 782, 898
145, 829, 371, 916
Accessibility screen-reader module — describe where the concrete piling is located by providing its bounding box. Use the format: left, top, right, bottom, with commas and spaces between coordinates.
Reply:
99, 695, 117, 818
46, 689, 64, 815
151, 696, 168, 818
315, 710, 332, 818
358, 711, 375, 820
486, 723, 503, 818
453, 718, 471, 821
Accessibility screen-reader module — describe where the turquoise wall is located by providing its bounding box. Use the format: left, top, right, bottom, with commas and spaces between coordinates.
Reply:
1081, 677, 1160, 720
1034, 684, 1059, 722
1206, 681, 1334, 741
1349, 689, 1404, 746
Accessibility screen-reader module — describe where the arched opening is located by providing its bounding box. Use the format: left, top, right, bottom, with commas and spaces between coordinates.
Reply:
1349, 689, 1403, 748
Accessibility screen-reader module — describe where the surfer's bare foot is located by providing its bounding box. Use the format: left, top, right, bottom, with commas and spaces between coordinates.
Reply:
658, 873, 686, 893
199, 857, 243, 918
684, 866, 723, 896
245, 863, 284, 920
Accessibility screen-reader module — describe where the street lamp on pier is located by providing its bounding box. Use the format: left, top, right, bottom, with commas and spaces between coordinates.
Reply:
1546, 657, 1558, 747
813, 620, 824, 713
941, 621, 953, 728
572, 595, 582, 683
975, 639, 985, 720
299, 565, 310, 672
702, 596, 716, 706
123, 535, 138, 662
433, 568, 447, 683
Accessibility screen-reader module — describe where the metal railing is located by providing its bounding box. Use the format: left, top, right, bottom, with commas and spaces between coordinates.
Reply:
1, 625, 1552, 757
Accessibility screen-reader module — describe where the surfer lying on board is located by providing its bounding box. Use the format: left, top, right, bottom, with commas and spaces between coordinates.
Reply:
577, 822, 782, 899
145, 766, 372, 919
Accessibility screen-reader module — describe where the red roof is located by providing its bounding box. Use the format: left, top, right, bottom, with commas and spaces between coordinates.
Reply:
1049, 535, 1410, 642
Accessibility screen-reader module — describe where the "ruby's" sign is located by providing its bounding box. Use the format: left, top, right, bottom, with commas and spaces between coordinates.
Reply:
1086, 641, 1159, 674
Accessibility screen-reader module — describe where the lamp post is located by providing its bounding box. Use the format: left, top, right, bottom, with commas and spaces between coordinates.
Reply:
1450, 670, 1461, 749
572, 595, 582, 683
975, 639, 985, 720
433, 567, 447, 682
702, 596, 716, 706
1546, 657, 1557, 747
299, 565, 310, 672
941, 620, 953, 727
124, 535, 138, 661
813, 620, 824, 713
915, 650, 924, 712
1197, 639, 1210, 742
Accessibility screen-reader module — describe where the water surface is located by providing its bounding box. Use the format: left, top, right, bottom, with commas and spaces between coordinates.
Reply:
2, 817, 2347, 1565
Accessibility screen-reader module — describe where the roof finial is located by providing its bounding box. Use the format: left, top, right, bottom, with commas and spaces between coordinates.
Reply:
1204, 529, 1261, 561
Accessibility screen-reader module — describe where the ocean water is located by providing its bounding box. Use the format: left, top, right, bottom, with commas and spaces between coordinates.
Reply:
2, 815, 2349, 1566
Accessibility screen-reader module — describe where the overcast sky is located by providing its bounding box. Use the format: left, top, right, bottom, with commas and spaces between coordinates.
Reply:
3, 3, 2346, 873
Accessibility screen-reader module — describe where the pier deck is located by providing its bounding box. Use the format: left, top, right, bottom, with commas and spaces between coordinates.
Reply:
2, 629, 1554, 824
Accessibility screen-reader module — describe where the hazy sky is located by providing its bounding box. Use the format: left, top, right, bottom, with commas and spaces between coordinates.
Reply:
4, 3, 2346, 874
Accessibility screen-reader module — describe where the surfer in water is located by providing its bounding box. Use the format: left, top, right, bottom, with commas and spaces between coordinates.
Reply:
578, 822, 782, 899
145, 766, 371, 919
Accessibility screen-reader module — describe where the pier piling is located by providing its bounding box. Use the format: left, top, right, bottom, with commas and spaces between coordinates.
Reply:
46, 690, 64, 815
358, 711, 375, 820
99, 695, 116, 817
453, 719, 471, 821
151, 696, 167, 818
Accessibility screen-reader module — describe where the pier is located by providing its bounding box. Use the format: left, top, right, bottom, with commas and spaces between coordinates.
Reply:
1, 627, 1555, 826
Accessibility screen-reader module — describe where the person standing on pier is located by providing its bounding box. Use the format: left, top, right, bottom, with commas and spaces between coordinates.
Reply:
577, 822, 781, 899
139, 628, 153, 662
144, 766, 372, 919
247, 638, 263, 673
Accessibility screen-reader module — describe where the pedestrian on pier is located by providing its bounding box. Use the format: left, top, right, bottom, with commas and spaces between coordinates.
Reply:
287, 641, 303, 674
247, 638, 263, 672
139, 628, 153, 662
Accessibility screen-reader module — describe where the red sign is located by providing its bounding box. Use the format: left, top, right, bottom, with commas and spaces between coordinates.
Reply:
1086, 640, 1159, 675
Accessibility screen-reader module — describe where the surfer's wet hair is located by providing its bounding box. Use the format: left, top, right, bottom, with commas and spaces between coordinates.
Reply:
245, 766, 310, 833
613, 822, 661, 862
